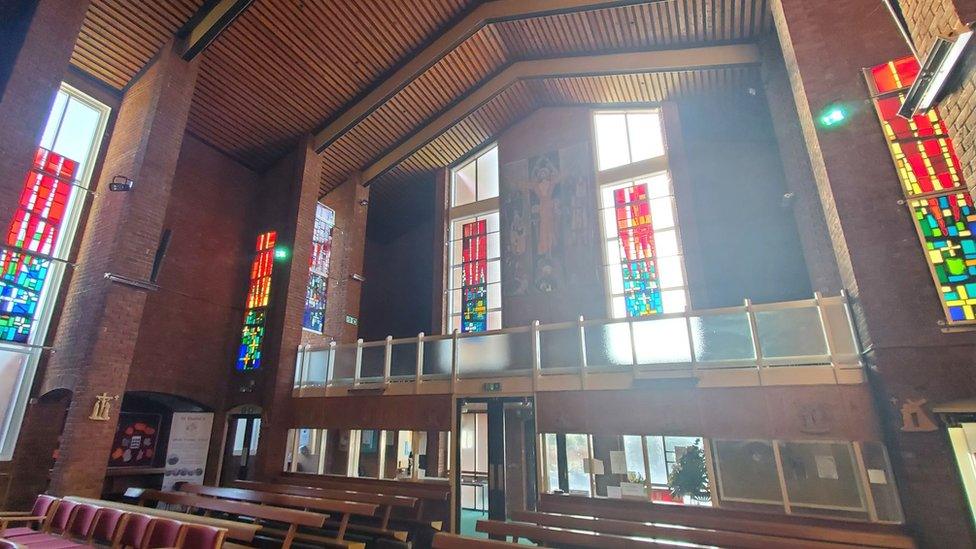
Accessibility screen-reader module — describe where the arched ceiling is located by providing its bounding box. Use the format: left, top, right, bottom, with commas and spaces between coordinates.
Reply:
69, 0, 772, 196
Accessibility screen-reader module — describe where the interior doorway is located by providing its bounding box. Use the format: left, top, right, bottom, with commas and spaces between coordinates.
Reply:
219, 410, 261, 485
455, 396, 536, 537
949, 422, 976, 527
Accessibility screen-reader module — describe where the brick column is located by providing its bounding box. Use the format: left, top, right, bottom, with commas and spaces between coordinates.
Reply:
321, 174, 370, 343
0, 0, 90, 233
236, 138, 322, 478
772, 1, 976, 545
45, 41, 199, 497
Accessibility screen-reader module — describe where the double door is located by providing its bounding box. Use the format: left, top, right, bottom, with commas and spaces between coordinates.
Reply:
455, 397, 537, 535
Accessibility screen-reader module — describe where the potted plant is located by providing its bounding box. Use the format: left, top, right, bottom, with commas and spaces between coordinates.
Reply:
668, 440, 711, 502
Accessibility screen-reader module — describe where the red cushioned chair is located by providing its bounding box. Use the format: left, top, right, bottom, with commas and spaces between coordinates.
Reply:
142, 518, 183, 549
178, 524, 226, 549
0, 495, 59, 537
88, 507, 127, 546
10, 500, 80, 545
115, 513, 154, 549
63, 504, 101, 541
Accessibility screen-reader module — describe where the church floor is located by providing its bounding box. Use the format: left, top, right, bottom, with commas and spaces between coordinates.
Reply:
459, 509, 536, 545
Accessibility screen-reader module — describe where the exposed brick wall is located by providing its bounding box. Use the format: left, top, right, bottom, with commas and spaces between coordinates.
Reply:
0, 0, 89, 244
318, 175, 370, 344
44, 42, 199, 497
125, 135, 257, 410
899, 0, 976, 194
248, 138, 323, 479
770, 1, 976, 545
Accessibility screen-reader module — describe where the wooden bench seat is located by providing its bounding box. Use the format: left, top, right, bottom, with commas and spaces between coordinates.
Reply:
175, 483, 399, 545
539, 493, 915, 549
127, 489, 327, 548
431, 532, 521, 548
510, 509, 867, 549
475, 519, 708, 547
232, 479, 418, 527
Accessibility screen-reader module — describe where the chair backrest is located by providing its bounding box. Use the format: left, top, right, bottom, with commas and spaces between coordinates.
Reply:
118, 513, 155, 549
89, 507, 127, 544
144, 517, 184, 548
66, 503, 102, 539
49, 499, 78, 534
179, 524, 227, 549
31, 495, 59, 518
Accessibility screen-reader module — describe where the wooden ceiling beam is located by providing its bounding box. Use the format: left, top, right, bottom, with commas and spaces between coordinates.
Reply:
311, 0, 661, 153
178, 0, 254, 61
361, 43, 759, 183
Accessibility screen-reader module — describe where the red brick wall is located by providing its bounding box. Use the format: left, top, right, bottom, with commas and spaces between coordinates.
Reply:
126, 135, 257, 410
899, 0, 976, 192
45, 42, 199, 497
770, 1, 976, 544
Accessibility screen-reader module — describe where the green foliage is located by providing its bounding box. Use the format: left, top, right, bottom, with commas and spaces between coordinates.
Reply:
668, 440, 710, 502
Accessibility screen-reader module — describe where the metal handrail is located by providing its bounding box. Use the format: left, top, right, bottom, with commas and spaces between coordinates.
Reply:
293, 292, 862, 391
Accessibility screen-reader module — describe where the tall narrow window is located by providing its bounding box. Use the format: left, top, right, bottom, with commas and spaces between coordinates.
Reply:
594, 110, 687, 318
0, 85, 109, 459
303, 204, 334, 333
237, 231, 276, 370
866, 57, 976, 324
447, 145, 501, 332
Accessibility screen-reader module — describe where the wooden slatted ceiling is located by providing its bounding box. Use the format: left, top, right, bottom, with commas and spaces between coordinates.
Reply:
71, 0, 205, 89
70, 0, 771, 196
321, 0, 771, 194
493, 0, 769, 55
367, 66, 761, 193
185, 0, 473, 167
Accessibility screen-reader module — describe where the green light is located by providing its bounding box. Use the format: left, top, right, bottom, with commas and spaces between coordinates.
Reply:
818, 105, 848, 128
274, 247, 289, 260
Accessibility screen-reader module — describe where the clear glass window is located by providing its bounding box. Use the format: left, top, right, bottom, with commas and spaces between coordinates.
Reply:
594, 111, 665, 171
452, 145, 499, 207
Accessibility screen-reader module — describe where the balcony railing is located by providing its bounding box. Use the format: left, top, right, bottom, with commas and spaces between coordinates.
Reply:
293, 292, 863, 395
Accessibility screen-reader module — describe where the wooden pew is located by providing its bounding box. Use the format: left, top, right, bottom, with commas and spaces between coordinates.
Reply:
130, 489, 328, 548
475, 519, 706, 547
67, 495, 260, 544
176, 483, 398, 543
431, 532, 521, 548
510, 509, 865, 549
277, 473, 450, 522
539, 493, 916, 549
230, 479, 417, 528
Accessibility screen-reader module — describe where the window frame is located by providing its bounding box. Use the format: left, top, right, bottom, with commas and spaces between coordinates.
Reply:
591, 108, 690, 320
0, 83, 110, 460
444, 144, 501, 334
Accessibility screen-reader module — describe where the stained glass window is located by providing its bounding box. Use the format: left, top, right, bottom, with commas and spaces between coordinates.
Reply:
0, 84, 108, 460
303, 204, 334, 333
0, 149, 77, 343
866, 56, 974, 324
613, 184, 662, 316
910, 193, 976, 322
461, 220, 488, 332
447, 145, 501, 333
237, 231, 276, 370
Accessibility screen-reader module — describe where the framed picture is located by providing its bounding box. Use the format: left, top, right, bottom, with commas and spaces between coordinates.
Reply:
109, 413, 161, 467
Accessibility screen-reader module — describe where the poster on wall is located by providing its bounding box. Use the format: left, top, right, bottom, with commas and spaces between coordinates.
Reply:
108, 413, 160, 467
162, 412, 214, 490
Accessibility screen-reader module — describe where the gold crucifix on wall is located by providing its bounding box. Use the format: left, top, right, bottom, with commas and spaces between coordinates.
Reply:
88, 393, 117, 421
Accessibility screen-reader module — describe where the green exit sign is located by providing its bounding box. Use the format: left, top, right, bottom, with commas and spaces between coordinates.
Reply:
345, 315, 358, 326
483, 382, 502, 393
